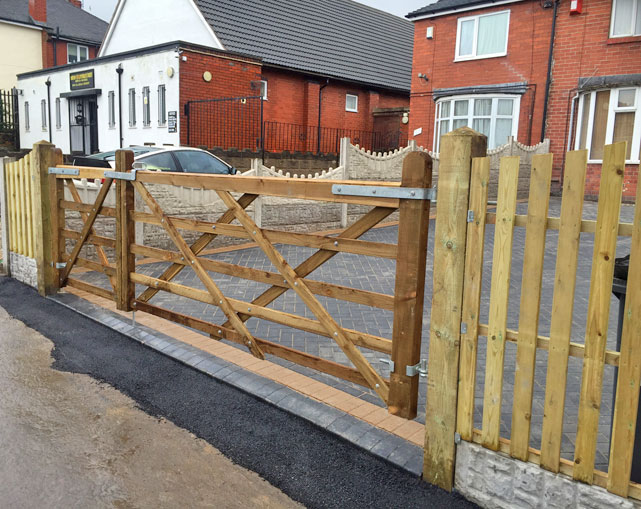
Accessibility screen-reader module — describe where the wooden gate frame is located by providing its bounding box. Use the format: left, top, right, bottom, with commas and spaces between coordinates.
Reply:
42, 143, 434, 419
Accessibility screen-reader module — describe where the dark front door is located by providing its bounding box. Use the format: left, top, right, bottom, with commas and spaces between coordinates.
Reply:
69, 96, 99, 155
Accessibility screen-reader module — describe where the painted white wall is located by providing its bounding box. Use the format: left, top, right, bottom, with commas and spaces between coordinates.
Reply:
17, 48, 181, 154
99, 0, 222, 57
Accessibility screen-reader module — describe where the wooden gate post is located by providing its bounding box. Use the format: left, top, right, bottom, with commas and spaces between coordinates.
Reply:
388, 151, 432, 418
32, 141, 63, 296
116, 150, 135, 311
424, 127, 486, 491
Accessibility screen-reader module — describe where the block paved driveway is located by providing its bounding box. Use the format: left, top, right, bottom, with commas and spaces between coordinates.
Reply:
79, 197, 635, 472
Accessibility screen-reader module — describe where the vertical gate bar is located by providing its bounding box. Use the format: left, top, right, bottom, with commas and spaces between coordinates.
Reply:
424, 127, 486, 491
607, 165, 641, 497
510, 153, 553, 460
17, 156, 25, 255
25, 153, 34, 258
540, 149, 588, 472
574, 141, 626, 484
116, 150, 135, 311
32, 141, 59, 296
388, 151, 433, 419
456, 156, 491, 441
48, 149, 64, 289
480, 155, 520, 451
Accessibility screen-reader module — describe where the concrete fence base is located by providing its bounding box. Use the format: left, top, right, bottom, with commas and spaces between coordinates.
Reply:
9, 252, 37, 288
455, 441, 638, 509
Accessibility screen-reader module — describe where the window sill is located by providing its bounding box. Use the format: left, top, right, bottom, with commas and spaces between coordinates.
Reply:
345, 109, 358, 113
454, 53, 507, 62
607, 35, 641, 45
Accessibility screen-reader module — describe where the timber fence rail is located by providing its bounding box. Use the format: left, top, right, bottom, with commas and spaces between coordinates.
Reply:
424, 128, 641, 503
42, 142, 435, 419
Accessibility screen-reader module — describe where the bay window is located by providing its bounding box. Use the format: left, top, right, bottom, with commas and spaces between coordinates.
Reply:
456, 10, 510, 60
434, 95, 519, 151
610, 0, 641, 37
575, 87, 641, 163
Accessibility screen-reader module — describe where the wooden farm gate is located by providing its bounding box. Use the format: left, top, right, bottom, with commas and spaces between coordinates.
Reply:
36, 141, 434, 419
422, 129, 641, 503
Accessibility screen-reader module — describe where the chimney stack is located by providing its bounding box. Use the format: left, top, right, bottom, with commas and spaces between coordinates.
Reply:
69, 0, 82, 8
29, 0, 47, 22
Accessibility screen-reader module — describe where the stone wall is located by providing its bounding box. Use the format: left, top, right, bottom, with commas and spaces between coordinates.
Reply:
455, 441, 637, 509
9, 252, 37, 288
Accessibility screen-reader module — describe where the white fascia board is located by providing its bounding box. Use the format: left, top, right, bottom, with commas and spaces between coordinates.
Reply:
409, 0, 523, 21
0, 19, 43, 31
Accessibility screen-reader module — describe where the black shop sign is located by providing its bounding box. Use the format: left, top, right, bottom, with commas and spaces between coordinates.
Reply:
69, 69, 95, 91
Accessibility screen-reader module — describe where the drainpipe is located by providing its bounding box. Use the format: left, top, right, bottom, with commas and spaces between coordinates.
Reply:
540, 0, 560, 142
53, 27, 60, 66
45, 78, 52, 143
116, 64, 124, 148
317, 78, 329, 155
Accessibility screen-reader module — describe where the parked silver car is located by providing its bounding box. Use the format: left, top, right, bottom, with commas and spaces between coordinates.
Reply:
77, 146, 237, 174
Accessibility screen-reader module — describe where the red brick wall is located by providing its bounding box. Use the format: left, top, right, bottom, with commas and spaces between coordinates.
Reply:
409, 0, 553, 151
42, 39, 99, 68
545, 0, 641, 198
178, 49, 262, 148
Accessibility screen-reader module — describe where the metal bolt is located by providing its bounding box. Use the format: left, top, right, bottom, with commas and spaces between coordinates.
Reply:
247, 307, 251, 312
375, 384, 380, 388
410, 191, 416, 196
372, 189, 376, 194
334, 332, 338, 337
294, 282, 298, 286
181, 257, 185, 261
334, 241, 338, 246
253, 231, 257, 235
217, 330, 222, 335
283, 280, 287, 284
219, 300, 223, 304
247, 341, 252, 346
212, 225, 216, 229
446, 241, 453, 249
154, 281, 159, 287
161, 218, 164, 223
337, 187, 342, 192
191, 260, 194, 264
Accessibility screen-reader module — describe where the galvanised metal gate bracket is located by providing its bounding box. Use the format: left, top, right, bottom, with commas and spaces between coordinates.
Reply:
379, 358, 395, 371
48, 167, 79, 176
332, 184, 436, 201
406, 359, 428, 377
104, 169, 139, 181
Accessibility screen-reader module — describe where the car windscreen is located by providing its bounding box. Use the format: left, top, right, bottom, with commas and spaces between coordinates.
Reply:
139, 152, 180, 172
173, 150, 231, 174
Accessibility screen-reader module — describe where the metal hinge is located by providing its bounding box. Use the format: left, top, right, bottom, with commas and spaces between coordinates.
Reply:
461, 322, 468, 334
406, 359, 428, 377
55, 262, 67, 269
455, 432, 462, 444
48, 167, 79, 176
104, 169, 138, 181
467, 210, 475, 223
332, 184, 436, 201
379, 358, 395, 371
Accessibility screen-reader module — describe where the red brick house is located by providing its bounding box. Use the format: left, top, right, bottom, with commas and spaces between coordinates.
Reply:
407, 0, 641, 198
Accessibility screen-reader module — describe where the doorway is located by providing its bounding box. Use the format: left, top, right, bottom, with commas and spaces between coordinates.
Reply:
69, 96, 98, 155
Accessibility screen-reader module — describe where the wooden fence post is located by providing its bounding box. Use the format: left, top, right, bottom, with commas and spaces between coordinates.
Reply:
116, 150, 135, 311
388, 151, 432, 419
424, 127, 486, 491
0, 156, 15, 275
32, 141, 61, 296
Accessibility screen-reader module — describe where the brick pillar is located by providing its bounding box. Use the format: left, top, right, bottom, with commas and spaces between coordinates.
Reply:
303, 81, 320, 152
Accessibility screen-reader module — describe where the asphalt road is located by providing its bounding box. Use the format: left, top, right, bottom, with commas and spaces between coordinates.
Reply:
0, 277, 476, 508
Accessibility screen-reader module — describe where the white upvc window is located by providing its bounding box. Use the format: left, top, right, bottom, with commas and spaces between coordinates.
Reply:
24, 102, 30, 131
455, 10, 510, 61
575, 87, 641, 163
259, 80, 268, 100
67, 43, 89, 64
108, 91, 115, 128
434, 95, 520, 152
55, 98, 61, 129
610, 0, 641, 37
158, 85, 166, 126
142, 86, 151, 127
346, 94, 358, 112
41, 99, 47, 130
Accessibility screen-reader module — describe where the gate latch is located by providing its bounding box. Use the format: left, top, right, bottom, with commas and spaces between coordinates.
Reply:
406, 359, 428, 377
379, 358, 395, 372
55, 262, 67, 269
104, 169, 139, 181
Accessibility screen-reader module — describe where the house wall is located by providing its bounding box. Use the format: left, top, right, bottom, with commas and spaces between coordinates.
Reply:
99, 0, 222, 56
545, 0, 641, 198
0, 21, 44, 89
409, 0, 553, 152
17, 48, 181, 153
42, 37, 100, 68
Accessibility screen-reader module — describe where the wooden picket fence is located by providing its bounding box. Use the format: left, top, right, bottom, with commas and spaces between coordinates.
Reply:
3, 152, 36, 258
424, 131, 641, 500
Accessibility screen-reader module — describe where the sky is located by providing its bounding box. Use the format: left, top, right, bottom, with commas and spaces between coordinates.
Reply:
82, 0, 432, 22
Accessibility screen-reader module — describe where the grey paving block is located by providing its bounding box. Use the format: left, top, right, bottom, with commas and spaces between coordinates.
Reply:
387, 442, 422, 468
